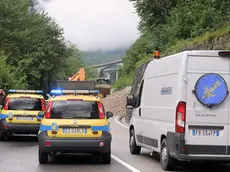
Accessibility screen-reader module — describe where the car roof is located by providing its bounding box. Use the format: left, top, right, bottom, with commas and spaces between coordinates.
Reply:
6, 93, 44, 99
49, 94, 101, 102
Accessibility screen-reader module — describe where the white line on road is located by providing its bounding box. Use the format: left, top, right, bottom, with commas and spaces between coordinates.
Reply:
115, 116, 129, 129
111, 154, 141, 172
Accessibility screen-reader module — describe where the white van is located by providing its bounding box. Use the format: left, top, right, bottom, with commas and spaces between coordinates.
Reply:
126, 50, 230, 171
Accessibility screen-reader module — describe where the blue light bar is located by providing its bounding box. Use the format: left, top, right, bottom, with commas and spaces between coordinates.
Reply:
51, 89, 62, 95
8, 89, 16, 93
50, 89, 100, 95
8, 90, 43, 94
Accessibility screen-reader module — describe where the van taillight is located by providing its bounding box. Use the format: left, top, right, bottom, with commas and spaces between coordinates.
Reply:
97, 102, 105, 119
4, 98, 10, 110
45, 101, 53, 119
175, 101, 186, 133
41, 99, 46, 111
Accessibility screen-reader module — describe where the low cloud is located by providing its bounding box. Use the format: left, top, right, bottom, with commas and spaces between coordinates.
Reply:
41, 0, 140, 51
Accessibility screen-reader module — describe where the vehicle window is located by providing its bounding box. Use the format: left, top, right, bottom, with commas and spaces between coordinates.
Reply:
8, 98, 42, 111
136, 80, 144, 107
50, 100, 99, 119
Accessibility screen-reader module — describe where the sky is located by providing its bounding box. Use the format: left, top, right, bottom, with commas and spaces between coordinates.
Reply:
41, 0, 140, 51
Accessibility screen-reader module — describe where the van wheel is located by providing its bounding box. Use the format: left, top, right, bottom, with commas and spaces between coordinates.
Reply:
101, 149, 111, 164
39, 149, 48, 164
160, 138, 175, 171
129, 129, 141, 154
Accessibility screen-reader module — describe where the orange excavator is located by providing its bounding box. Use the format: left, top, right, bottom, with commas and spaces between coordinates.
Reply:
68, 68, 86, 81
68, 68, 111, 98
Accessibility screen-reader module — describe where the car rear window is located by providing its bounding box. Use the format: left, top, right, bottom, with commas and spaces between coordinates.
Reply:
7, 98, 42, 111
50, 100, 100, 119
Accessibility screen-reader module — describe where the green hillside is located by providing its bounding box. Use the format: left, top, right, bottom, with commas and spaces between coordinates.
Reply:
80, 49, 126, 66
114, 0, 230, 90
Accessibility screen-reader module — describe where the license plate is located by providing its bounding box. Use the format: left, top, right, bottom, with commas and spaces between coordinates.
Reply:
192, 129, 219, 136
16, 117, 33, 121
62, 128, 87, 134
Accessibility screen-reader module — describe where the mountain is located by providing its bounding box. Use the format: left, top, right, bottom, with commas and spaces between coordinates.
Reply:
80, 48, 127, 66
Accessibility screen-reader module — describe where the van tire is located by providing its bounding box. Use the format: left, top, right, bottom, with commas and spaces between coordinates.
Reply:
101, 149, 111, 164
160, 138, 175, 171
39, 150, 48, 164
129, 129, 141, 154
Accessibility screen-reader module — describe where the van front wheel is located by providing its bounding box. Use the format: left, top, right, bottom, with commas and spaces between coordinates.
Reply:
129, 129, 141, 154
160, 138, 175, 171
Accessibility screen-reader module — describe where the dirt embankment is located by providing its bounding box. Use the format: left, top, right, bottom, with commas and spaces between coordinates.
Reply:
102, 87, 131, 116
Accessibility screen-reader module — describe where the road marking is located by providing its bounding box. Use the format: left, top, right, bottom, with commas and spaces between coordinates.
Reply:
115, 116, 129, 129
111, 154, 141, 172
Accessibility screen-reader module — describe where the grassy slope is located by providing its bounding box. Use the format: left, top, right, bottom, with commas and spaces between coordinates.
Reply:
80, 49, 127, 66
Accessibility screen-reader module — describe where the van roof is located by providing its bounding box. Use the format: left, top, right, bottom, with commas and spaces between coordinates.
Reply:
188, 50, 226, 57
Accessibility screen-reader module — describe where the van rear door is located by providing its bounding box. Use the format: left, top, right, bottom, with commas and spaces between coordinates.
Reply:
185, 52, 229, 155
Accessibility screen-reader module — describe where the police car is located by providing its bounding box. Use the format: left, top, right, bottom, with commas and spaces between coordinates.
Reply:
0, 90, 46, 140
37, 89, 113, 164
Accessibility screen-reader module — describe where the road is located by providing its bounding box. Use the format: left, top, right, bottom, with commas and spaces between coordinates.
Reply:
1, 117, 230, 172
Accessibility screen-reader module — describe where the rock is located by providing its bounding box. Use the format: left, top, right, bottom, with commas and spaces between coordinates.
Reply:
102, 87, 130, 116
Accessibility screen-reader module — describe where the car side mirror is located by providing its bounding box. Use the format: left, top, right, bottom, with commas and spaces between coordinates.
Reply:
38, 111, 45, 118
106, 111, 113, 119
126, 94, 135, 109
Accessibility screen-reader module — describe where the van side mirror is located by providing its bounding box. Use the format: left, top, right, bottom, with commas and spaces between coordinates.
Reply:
106, 111, 113, 119
126, 94, 135, 109
38, 111, 45, 118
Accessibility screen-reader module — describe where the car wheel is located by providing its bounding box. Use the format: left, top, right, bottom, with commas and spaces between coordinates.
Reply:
129, 128, 141, 154
101, 149, 111, 164
0, 132, 6, 141
39, 149, 48, 164
160, 138, 175, 171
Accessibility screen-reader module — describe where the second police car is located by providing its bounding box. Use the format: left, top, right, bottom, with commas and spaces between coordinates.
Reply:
37, 89, 113, 164
0, 90, 46, 140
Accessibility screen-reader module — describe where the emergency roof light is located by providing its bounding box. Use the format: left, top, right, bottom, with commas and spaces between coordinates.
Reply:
8, 89, 43, 94
153, 51, 160, 59
50, 89, 100, 95
218, 51, 230, 57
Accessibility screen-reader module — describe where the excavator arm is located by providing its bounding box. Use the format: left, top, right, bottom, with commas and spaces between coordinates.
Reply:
68, 68, 86, 81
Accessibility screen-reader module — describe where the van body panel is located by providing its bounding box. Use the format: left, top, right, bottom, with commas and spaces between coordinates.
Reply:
185, 55, 229, 150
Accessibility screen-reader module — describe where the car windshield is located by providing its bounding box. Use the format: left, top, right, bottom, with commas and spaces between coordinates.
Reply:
8, 98, 42, 111
50, 100, 100, 119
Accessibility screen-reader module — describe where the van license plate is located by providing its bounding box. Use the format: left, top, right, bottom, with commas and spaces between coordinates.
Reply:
192, 129, 219, 136
62, 128, 86, 134
16, 117, 33, 121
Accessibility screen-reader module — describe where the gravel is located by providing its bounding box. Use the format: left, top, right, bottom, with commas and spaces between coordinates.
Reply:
102, 87, 131, 116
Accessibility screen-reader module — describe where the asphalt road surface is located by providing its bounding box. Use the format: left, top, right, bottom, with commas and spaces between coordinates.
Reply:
1, 117, 230, 172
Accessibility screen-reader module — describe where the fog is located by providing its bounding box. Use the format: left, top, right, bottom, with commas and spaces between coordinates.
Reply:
41, 0, 140, 51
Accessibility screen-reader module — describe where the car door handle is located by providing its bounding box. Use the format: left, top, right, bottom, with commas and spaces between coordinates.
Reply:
139, 108, 141, 116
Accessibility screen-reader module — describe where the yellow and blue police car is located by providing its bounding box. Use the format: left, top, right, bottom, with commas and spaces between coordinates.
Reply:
37, 89, 113, 164
0, 90, 46, 140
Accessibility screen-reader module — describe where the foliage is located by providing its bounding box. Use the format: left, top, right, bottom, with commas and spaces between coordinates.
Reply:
114, 0, 230, 90
81, 49, 126, 66
0, 0, 84, 91
112, 73, 134, 91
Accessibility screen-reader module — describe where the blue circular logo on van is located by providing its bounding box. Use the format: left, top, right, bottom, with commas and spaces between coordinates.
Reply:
195, 73, 228, 107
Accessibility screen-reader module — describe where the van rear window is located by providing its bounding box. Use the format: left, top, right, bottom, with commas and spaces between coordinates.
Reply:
50, 100, 100, 119
7, 98, 42, 111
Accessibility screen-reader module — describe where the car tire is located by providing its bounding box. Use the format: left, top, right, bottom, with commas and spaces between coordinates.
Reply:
101, 149, 111, 164
0, 132, 6, 141
129, 128, 141, 154
39, 149, 48, 164
160, 138, 175, 171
